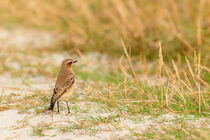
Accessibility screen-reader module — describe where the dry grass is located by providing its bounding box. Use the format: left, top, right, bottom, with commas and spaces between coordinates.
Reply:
0, 40, 209, 115
0, 44, 209, 138
3, 44, 208, 116
0, 0, 210, 60
86, 42, 210, 116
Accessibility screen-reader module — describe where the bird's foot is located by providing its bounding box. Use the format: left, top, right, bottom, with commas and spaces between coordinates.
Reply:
66, 112, 71, 115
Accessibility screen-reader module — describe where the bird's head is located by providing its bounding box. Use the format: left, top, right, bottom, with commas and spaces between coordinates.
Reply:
62, 58, 77, 70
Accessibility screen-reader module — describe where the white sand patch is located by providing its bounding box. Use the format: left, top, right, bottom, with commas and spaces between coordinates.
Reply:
0, 110, 26, 139
0, 110, 115, 139
139, 74, 167, 86
0, 109, 209, 139
79, 53, 118, 72
0, 28, 65, 49
5, 61, 21, 70
0, 76, 54, 95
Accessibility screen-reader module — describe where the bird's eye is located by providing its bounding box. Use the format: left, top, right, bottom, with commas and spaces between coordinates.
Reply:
68, 62, 72, 64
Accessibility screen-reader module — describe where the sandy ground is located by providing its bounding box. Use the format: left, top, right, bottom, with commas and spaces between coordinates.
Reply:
0, 28, 209, 139
0, 28, 65, 49
0, 108, 209, 139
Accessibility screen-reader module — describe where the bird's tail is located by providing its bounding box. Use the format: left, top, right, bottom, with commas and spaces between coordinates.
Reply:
48, 96, 56, 110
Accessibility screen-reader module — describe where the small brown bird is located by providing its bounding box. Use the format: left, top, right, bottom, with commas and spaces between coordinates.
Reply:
48, 58, 77, 114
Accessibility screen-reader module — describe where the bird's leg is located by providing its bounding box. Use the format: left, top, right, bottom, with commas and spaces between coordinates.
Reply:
66, 101, 70, 115
57, 101, 60, 113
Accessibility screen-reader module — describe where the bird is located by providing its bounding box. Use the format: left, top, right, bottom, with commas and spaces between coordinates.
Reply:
48, 58, 77, 114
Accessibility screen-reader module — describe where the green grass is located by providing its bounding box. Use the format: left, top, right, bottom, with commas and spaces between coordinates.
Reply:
32, 126, 45, 136
0, 46, 209, 115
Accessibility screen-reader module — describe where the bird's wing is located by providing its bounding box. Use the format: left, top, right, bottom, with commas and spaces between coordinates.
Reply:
52, 73, 75, 101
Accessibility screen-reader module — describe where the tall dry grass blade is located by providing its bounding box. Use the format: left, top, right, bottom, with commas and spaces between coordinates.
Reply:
119, 56, 128, 99
195, 53, 207, 110
183, 71, 197, 97
180, 79, 195, 95
158, 42, 164, 70
120, 38, 139, 84
197, 65, 210, 73
194, 51, 198, 73
185, 57, 197, 85
158, 42, 164, 104
198, 53, 201, 113
164, 64, 175, 80
186, 55, 202, 113
172, 60, 186, 104
172, 60, 180, 81
107, 89, 120, 109
195, 75, 209, 88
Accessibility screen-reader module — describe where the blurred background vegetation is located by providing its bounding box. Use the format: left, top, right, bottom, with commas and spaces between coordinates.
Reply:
0, 0, 209, 63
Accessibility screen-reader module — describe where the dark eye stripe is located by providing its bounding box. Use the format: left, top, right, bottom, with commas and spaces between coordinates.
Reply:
67, 61, 72, 64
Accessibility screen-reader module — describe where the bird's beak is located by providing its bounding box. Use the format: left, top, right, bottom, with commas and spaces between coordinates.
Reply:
73, 60, 78, 63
